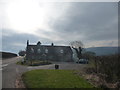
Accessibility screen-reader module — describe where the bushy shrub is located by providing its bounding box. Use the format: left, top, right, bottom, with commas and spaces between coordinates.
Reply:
18, 50, 26, 56
94, 54, 120, 83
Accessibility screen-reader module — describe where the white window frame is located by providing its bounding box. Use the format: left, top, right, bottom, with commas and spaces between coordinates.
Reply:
31, 48, 34, 53
37, 49, 41, 53
60, 49, 64, 53
45, 49, 48, 53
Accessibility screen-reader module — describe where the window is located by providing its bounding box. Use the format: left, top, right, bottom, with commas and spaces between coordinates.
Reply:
38, 56, 41, 59
60, 49, 64, 53
32, 56, 34, 59
37, 49, 41, 53
31, 48, 34, 53
45, 49, 48, 53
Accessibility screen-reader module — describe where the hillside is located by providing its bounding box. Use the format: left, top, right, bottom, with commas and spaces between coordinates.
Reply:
85, 47, 119, 56
0, 52, 17, 59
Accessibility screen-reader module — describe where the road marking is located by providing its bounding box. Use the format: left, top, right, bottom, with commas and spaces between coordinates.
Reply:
2, 64, 8, 67
0, 64, 8, 71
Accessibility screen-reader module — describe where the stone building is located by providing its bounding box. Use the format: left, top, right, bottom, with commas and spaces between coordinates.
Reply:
26, 40, 73, 62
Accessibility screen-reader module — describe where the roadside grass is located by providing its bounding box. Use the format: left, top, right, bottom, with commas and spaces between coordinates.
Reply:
16, 61, 28, 66
22, 69, 94, 88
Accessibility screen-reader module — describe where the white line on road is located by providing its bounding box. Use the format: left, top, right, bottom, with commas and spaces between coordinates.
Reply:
0, 64, 8, 70
2, 64, 8, 67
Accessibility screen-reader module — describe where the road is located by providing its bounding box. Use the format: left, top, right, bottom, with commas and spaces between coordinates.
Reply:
0, 59, 2, 90
2, 57, 28, 88
2, 57, 86, 88
27, 62, 86, 70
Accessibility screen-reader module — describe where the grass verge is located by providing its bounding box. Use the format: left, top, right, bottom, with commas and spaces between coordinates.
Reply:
16, 61, 28, 66
22, 69, 94, 88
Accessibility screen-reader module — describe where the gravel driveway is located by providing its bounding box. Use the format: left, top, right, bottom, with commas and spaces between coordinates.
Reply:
27, 61, 87, 71
2, 57, 87, 88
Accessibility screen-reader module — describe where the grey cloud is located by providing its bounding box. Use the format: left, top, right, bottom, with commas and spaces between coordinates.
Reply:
49, 2, 118, 42
1, 2, 118, 53
2, 28, 73, 53
2, 29, 51, 53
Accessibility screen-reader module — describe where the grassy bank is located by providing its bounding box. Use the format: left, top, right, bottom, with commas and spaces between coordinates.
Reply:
22, 69, 94, 88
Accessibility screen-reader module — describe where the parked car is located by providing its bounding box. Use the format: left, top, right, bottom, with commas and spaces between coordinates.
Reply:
76, 59, 88, 64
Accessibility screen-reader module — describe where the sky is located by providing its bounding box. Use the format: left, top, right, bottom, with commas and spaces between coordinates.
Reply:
0, 0, 118, 54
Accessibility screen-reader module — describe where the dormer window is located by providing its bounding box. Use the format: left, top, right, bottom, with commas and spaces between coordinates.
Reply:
31, 48, 34, 53
60, 49, 64, 53
37, 49, 41, 53
45, 49, 48, 53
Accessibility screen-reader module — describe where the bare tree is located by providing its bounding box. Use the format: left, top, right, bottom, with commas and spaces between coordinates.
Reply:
70, 41, 84, 48
70, 41, 84, 59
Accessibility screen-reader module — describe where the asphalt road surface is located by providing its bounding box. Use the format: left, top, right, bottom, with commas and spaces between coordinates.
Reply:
2, 57, 86, 88
2, 57, 28, 88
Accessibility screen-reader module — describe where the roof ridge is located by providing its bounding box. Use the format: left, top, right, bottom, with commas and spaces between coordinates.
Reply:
28, 45, 70, 47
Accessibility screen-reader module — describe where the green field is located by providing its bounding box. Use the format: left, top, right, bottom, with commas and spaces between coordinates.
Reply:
22, 69, 94, 88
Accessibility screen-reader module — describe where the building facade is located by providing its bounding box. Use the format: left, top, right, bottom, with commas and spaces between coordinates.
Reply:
26, 40, 73, 62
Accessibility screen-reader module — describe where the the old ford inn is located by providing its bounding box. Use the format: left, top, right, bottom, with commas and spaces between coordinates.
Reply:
26, 40, 74, 62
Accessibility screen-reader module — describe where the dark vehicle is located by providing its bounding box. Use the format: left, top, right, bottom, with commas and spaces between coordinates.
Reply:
76, 59, 88, 64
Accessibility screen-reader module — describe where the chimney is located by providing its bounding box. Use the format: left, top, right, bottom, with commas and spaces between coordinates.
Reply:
51, 43, 54, 46
27, 40, 29, 46
37, 41, 41, 45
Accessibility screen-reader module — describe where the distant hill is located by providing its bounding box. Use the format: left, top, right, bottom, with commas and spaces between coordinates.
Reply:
85, 47, 119, 56
0, 52, 17, 59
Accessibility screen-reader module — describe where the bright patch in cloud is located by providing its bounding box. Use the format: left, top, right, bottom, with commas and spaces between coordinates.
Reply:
6, 0, 70, 34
